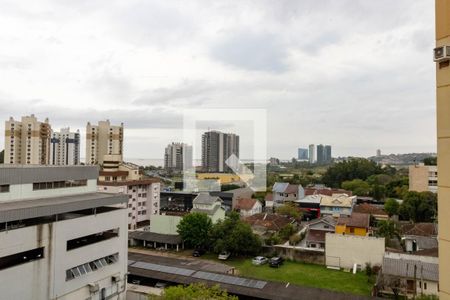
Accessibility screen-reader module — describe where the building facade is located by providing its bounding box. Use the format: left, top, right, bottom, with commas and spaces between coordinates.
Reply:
409, 164, 438, 193
4, 115, 51, 165
309, 144, 315, 163
436, 1, 450, 297
97, 155, 160, 230
201, 130, 239, 173
297, 148, 308, 161
164, 142, 193, 172
0, 165, 128, 300
50, 127, 81, 165
316, 144, 332, 164
86, 120, 124, 165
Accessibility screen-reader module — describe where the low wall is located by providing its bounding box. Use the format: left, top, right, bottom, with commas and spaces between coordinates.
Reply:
262, 245, 325, 265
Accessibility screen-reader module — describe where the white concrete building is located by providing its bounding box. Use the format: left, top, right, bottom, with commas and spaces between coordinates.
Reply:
50, 127, 81, 165
98, 155, 160, 230
0, 165, 128, 300
4, 115, 52, 165
164, 142, 193, 172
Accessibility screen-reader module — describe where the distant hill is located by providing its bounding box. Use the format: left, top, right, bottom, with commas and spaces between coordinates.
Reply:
368, 153, 436, 166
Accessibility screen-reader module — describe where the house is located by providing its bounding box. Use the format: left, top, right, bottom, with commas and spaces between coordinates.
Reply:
304, 185, 353, 197
243, 213, 297, 238
335, 213, 370, 236
190, 193, 226, 224
400, 222, 438, 254
235, 198, 263, 217
264, 193, 274, 211
304, 216, 337, 249
272, 182, 304, 206
353, 203, 388, 221
296, 194, 322, 220
377, 252, 439, 298
319, 194, 356, 217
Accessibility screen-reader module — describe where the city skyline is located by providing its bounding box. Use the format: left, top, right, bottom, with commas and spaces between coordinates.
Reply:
0, 1, 436, 159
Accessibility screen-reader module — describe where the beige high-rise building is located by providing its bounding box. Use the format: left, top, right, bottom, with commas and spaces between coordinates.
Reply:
409, 164, 438, 193
86, 120, 123, 165
4, 114, 51, 165
436, 0, 450, 298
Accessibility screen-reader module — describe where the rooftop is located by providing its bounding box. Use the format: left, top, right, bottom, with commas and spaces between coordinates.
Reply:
320, 194, 355, 208
400, 222, 438, 237
337, 213, 370, 228
193, 193, 222, 205
235, 198, 259, 211
244, 213, 295, 231
382, 252, 439, 282
353, 203, 387, 216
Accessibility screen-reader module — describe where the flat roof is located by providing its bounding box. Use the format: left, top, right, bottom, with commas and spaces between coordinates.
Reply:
0, 192, 127, 222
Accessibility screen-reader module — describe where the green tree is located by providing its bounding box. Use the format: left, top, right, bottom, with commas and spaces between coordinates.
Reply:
177, 212, 212, 248
276, 203, 301, 219
322, 158, 387, 188
384, 198, 400, 217
399, 191, 437, 222
422, 156, 437, 166
341, 179, 371, 196
278, 224, 296, 240
150, 283, 238, 300
376, 220, 400, 246
209, 212, 261, 256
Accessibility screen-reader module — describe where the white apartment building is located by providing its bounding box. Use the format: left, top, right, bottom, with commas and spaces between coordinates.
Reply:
0, 165, 128, 300
86, 120, 124, 165
4, 114, 52, 165
98, 155, 160, 230
50, 127, 81, 165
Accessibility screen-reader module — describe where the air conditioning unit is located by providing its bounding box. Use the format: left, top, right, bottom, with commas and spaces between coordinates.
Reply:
111, 275, 121, 283
88, 283, 99, 293
434, 46, 450, 62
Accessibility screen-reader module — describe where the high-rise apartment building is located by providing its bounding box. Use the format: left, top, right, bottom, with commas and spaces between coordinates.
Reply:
316, 144, 332, 164
435, 1, 450, 297
164, 142, 193, 172
201, 130, 239, 173
309, 144, 315, 163
409, 164, 438, 194
50, 127, 80, 165
86, 120, 123, 165
0, 165, 128, 299
4, 115, 51, 165
297, 148, 309, 161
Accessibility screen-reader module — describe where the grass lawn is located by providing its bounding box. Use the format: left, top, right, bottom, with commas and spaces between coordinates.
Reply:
223, 258, 373, 296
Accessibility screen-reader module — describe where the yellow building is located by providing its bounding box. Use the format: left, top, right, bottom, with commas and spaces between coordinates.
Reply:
335, 213, 369, 236
436, 1, 450, 298
196, 172, 253, 185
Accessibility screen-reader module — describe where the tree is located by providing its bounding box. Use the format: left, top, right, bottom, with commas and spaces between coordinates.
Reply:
376, 220, 400, 246
322, 158, 387, 188
384, 198, 400, 217
422, 156, 437, 166
399, 191, 437, 222
278, 224, 296, 240
151, 283, 238, 300
341, 179, 371, 196
276, 203, 301, 219
177, 212, 212, 248
209, 212, 261, 256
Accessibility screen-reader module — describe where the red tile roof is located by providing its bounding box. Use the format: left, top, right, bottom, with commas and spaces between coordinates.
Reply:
304, 188, 352, 196
353, 203, 388, 216
265, 193, 273, 201
235, 198, 258, 211
401, 223, 438, 236
244, 213, 294, 231
337, 213, 370, 228
306, 229, 327, 243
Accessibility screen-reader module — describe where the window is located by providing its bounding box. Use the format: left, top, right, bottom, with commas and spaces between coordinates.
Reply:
424, 282, 427, 290
0, 247, 44, 270
32, 179, 88, 190
66, 253, 118, 281
0, 185, 10, 193
66, 229, 119, 251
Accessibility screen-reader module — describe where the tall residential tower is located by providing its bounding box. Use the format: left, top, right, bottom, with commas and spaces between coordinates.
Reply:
201, 130, 239, 173
50, 127, 80, 165
86, 120, 123, 165
4, 115, 51, 165
164, 142, 193, 172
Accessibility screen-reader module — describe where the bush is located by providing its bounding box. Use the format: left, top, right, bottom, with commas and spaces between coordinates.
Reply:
289, 234, 301, 246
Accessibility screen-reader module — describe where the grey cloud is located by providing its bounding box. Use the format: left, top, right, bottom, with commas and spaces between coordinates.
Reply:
211, 32, 288, 73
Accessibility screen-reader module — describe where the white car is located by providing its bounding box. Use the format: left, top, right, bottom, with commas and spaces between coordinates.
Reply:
218, 251, 231, 260
252, 256, 268, 265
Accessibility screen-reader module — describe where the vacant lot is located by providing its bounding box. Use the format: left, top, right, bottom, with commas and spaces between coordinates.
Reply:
224, 258, 373, 296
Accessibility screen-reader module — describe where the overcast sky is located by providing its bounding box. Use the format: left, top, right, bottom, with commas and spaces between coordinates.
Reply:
0, 0, 436, 161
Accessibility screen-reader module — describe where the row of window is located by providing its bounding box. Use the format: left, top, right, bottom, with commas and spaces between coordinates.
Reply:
0, 247, 44, 271
66, 229, 119, 251
32, 179, 87, 190
66, 253, 118, 281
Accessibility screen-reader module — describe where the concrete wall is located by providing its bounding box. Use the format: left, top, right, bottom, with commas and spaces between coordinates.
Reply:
325, 233, 385, 269
151, 214, 182, 235
263, 246, 325, 265
0, 209, 128, 300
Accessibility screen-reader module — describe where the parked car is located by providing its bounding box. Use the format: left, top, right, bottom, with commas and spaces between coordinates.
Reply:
192, 248, 206, 257
269, 257, 283, 268
252, 256, 268, 265
155, 282, 168, 289
218, 251, 231, 260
